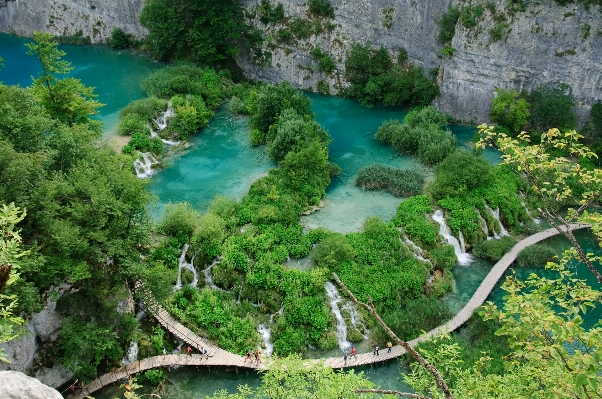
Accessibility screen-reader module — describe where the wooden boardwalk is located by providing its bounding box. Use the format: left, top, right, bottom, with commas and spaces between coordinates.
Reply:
68, 223, 588, 398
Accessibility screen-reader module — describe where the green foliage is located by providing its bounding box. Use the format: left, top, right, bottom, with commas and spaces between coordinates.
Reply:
344, 43, 439, 107
123, 133, 163, 155
375, 107, 455, 165
355, 163, 425, 197
169, 94, 213, 140
310, 45, 336, 74
515, 243, 556, 267
459, 5, 483, 29
310, 234, 355, 269
489, 88, 530, 135
250, 81, 314, 134
473, 236, 517, 261
143, 369, 166, 385
118, 113, 149, 136
110, 28, 130, 50
489, 24, 509, 42
54, 30, 92, 45
258, 0, 285, 24
26, 32, 104, 128
437, 5, 460, 45
139, 0, 247, 63
120, 97, 168, 120
429, 150, 493, 199
392, 195, 438, 249
308, 0, 335, 18
429, 244, 457, 271
158, 202, 201, 238
528, 82, 576, 131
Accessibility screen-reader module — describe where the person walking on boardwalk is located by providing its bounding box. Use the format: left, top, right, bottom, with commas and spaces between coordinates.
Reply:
373, 345, 379, 355
254, 349, 262, 366
187, 345, 192, 356
387, 341, 392, 353
163, 347, 167, 359
343, 351, 348, 365
245, 350, 253, 363
202, 347, 208, 359
350, 347, 356, 359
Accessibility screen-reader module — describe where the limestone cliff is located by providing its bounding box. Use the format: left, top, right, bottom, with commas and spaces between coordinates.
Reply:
0, 0, 146, 43
1, 0, 600, 124
0, 371, 63, 399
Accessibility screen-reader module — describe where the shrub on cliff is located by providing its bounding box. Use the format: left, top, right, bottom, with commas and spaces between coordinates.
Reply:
110, 27, 129, 50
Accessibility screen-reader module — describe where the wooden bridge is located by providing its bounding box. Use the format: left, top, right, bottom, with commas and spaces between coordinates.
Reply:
68, 223, 588, 398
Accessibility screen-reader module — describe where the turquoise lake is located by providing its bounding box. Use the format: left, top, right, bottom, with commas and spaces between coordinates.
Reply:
1, 33, 600, 399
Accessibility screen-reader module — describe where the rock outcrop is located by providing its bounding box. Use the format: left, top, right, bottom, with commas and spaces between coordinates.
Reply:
0, 370, 63, 399
0, 0, 147, 43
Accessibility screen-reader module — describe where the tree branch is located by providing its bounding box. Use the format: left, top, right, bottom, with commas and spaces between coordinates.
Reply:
355, 388, 433, 399
333, 273, 454, 399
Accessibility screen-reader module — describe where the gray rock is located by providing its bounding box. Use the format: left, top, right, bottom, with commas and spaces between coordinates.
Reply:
0, 322, 37, 372
31, 300, 62, 343
35, 364, 74, 389
0, 371, 62, 399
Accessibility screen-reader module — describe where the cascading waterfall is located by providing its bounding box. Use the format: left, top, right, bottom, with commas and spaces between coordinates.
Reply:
485, 204, 509, 237
133, 152, 159, 179
150, 107, 181, 146
340, 302, 369, 340
202, 257, 223, 291
175, 244, 198, 289
122, 341, 139, 365
324, 281, 351, 351
477, 211, 492, 240
458, 230, 467, 253
257, 324, 273, 357
432, 210, 473, 265
521, 200, 540, 224
403, 236, 431, 264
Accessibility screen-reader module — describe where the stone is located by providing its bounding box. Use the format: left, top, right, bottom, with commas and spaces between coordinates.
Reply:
0, 322, 37, 372
0, 370, 62, 399
35, 364, 74, 389
31, 300, 62, 343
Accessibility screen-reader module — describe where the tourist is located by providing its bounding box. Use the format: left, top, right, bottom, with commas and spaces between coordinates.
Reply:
387, 341, 392, 353
373, 345, 379, 356
255, 349, 262, 366
163, 347, 167, 358
187, 345, 192, 356
202, 347, 208, 358
351, 347, 356, 359
343, 351, 348, 365
245, 349, 253, 363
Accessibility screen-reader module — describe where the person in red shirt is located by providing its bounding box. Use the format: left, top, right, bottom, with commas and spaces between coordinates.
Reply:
187, 345, 192, 356
350, 347, 356, 359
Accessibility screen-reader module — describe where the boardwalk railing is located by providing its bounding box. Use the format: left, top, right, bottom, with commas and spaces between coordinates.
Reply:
68, 223, 589, 397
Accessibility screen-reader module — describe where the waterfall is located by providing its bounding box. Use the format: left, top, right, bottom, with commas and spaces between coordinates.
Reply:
340, 302, 369, 340
477, 211, 492, 240
324, 281, 351, 351
150, 107, 181, 146
403, 237, 431, 264
175, 244, 198, 289
458, 230, 466, 253
432, 210, 473, 265
202, 257, 224, 291
257, 324, 273, 357
122, 341, 138, 365
133, 152, 159, 179
485, 204, 509, 237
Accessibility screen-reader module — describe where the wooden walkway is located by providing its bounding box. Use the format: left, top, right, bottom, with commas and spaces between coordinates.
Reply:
68, 223, 588, 398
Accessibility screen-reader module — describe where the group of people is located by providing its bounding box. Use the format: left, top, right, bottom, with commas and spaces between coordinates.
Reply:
244, 348, 262, 366
162, 345, 209, 358
343, 342, 393, 364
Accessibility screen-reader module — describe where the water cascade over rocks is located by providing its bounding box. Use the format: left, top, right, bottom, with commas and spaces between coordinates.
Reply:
202, 257, 223, 291
150, 107, 180, 146
121, 341, 139, 365
175, 244, 198, 289
477, 211, 492, 240
133, 152, 159, 179
324, 281, 352, 351
485, 204, 510, 237
432, 210, 473, 265
257, 305, 282, 357
403, 236, 431, 264
340, 302, 369, 340
458, 230, 467, 253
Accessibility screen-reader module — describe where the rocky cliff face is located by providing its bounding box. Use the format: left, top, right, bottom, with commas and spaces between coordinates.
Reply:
0, 0, 600, 123
0, 0, 146, 43
0, 371, 63, 399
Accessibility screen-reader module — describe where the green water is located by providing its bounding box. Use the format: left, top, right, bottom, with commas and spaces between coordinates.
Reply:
0, 33, 161, 135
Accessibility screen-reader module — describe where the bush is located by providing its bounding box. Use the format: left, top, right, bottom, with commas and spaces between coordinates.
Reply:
158, 202, 201, 238
143, 369, 166, 385
258, 0, 285, 24
117, 113, 148, 136
489, 89, 530, 134
429, 244, 456, 271
392, 195, 438, 249
308, 0, 335, 18
473, 236, 517, 262
437, 5, 460, 45
528, 82, 576, 131
355, 163, 425, 197
427, 270, 454, 297
120, 97, 168, 120
168, 94, 213, 140
310, 234, 355, 269
429, 150, 493, 199
123, 133, 163, 155
516, 244, 556, 267
110, 28, 130, 49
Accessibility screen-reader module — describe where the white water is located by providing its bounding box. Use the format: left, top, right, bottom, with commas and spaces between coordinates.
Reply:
202, 257, 224, 291
477, 211, 492, 240
324, 281, 351, 351
403, 236, 431, 264
175, 244, 198, 289
485, 204, 509, 237
150, 107, 181, 146
122, 341, 139, 365
133, 152, 160, 179
432, 210, 473, 265
458, 230, 466, 253
257, 324, 273, 357
340, 301, 369, 340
